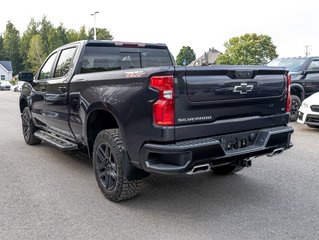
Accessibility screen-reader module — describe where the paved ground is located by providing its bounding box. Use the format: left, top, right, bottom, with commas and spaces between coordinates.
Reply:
0, 91, 318, 240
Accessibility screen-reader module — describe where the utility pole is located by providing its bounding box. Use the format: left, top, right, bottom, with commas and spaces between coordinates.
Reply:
304, 45, 311, 57
91, 11, 99, 40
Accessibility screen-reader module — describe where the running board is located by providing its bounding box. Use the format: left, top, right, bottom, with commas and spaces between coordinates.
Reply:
34, 130, 78, 151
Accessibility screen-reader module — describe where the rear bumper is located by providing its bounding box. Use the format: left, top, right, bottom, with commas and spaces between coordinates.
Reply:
140, 126, 293, 174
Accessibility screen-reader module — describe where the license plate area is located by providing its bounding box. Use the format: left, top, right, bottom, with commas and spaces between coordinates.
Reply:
217, 130, 260, 152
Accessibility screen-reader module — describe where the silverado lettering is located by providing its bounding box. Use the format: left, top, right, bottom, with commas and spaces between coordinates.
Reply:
178, 116, 213, 122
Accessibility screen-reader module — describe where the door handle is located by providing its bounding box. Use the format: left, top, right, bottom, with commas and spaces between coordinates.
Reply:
58, 87, 67, 93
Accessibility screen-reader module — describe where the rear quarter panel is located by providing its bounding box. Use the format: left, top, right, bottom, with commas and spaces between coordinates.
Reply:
68, 67, 175, 164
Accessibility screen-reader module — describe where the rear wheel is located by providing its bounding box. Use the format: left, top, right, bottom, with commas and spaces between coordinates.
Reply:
212, 162, 244, 175
93, 129, 141, 202
21, 107, 41, 145
290, 95, 301, 122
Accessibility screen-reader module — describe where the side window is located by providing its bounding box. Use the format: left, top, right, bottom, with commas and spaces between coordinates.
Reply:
80, 47, 120, 73
54, 48, 77, 78
39, 53, 57, 80
307, 60, 319, 71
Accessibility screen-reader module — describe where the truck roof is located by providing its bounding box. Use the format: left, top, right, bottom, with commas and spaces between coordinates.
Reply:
56, 40, 168, 50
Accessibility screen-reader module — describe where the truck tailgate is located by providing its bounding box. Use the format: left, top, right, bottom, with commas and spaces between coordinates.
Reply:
174, 65, 289, 140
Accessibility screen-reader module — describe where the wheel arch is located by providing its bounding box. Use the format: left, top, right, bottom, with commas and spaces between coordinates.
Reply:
19, 97, 28, 113
85, 107, 122, 158
290, 83, 305, 101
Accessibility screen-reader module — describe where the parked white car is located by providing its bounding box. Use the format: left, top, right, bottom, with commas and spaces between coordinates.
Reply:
297, 92, 319, 128
0, 81, 12, 91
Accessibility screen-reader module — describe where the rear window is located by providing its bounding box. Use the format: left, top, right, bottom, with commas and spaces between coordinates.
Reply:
80, 46, 173, 74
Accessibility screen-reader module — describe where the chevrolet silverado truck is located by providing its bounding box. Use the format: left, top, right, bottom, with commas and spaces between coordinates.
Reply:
19, 40, 293, 201
268, 57, 319, 121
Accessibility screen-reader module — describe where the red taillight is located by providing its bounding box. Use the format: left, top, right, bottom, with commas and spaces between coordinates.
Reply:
150, 76, 174, 126
286, 74, 291, 113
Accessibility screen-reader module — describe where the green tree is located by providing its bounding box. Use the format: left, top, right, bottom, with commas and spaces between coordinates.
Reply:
20, 18, 38, 70
0, 34, 4, 59
88, 27, 113, 40
48, 23, 68, 52
39, 16, 54, 55
78, 26, 88, 40
27, 34, 45, 73
216, 33, 278, 65
66, 29, 79, 42
3, 21, 22, 74
176, 46, 196, 65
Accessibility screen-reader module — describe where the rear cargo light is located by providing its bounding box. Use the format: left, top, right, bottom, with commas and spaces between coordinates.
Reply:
150, 76, 174, 126
286, 74, 291, 113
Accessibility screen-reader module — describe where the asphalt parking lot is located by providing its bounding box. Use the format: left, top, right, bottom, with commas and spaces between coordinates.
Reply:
0, 91, 318, 240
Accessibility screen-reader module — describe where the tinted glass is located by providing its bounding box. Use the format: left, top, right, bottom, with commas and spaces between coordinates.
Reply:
39, 53, 57, 80
80, 46, 172, 74
268, 58, 306, 72
55, 48, 76, 78
307, 60, 319, 71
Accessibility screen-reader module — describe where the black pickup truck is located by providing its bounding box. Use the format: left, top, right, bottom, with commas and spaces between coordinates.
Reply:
19, 40, 293, 201
268, 57, 319, 121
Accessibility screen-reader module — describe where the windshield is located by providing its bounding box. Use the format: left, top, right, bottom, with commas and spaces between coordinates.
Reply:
268, 58, 306, 72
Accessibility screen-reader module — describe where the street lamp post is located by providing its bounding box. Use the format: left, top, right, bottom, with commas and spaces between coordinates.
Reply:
91, 11, 99, 40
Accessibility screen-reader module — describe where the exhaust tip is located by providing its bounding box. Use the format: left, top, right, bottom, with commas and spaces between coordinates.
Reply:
267, 147, 284, 157
187, 164, 211, 175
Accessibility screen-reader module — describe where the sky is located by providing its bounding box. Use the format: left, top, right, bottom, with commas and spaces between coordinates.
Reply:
1, 0, 319, 59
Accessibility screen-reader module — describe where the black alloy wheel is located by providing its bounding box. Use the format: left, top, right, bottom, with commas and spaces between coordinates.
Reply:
95, 142, 118, 191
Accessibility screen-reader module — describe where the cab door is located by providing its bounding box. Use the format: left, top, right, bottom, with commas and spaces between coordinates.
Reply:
45, 47, 77, 139
30, 52, 58, 128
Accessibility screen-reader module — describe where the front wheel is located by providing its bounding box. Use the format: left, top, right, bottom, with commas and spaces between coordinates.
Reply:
21, 107, 41, 145
290, 95, 301, 122
92, 129, 141, 202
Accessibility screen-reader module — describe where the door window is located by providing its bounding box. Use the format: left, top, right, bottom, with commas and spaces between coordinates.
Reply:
307, 60, 319, 71
39, 52, 57, 80
54, 48, 77, 78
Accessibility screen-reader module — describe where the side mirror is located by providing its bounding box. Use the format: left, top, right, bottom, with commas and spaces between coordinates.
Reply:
18, 71, 34, 82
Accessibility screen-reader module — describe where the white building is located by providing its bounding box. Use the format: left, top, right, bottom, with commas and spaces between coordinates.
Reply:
0, 61, 13, 80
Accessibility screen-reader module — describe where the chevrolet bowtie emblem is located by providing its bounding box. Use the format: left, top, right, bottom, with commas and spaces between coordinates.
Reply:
233, 83, 254, 94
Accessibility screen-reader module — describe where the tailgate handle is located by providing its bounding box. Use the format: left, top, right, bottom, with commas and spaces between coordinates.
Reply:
235, 70, 254, 79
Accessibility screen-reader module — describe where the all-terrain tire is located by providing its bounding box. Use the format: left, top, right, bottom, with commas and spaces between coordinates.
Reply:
21, 107, 41, 145
92, 129, 141, 202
